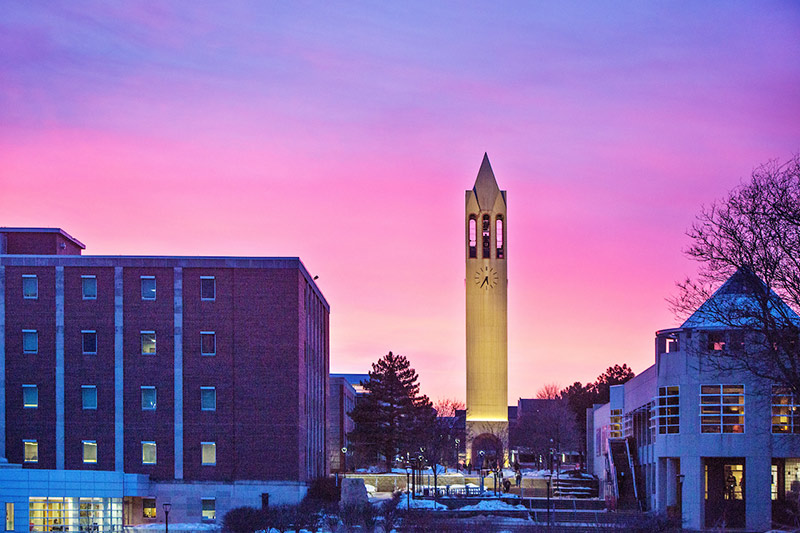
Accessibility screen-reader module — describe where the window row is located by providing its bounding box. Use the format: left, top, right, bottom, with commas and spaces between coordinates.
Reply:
22, 440, 217, 466
19, 330, 218, 356
142, 498, 215, 521
467, 214, 505, 259
19, 385, 216, 411
17, 274, 216, 301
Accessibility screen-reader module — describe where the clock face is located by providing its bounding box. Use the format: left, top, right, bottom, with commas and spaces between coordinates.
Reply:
474, 266, 499, 290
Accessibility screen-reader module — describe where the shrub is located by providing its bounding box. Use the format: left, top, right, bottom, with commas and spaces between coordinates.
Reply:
304, 476, 341, 506
221, 506, 267, 533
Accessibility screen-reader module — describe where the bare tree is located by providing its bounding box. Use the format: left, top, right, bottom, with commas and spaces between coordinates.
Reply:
514, 398, 579, 469
671, 155, 800, 394
536, 383, 562, 400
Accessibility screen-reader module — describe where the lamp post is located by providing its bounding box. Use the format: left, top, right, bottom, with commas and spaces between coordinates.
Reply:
341, 447, 348, 475
479, 450, 486, 493
406, 465, 412, 507
676, 473, 685, 519
545, 473, 552, 531
455, 438, 461, 469
162, 503, 172, 533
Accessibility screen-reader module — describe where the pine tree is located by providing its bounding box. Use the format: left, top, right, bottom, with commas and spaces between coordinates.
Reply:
348, 352, 435, 470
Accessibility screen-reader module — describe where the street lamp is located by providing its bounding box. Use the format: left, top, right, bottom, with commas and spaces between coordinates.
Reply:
479, 450, 486, 493
341, 447, 348, 475
162, 503, 172, 533
455, 438, 461, 469
405, 464, 412, 507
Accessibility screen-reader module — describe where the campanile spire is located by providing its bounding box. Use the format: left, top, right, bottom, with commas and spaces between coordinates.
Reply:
464, 153, 508, 466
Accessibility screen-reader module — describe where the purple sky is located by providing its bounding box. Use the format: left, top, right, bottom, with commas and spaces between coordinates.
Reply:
2, 2, 800, 402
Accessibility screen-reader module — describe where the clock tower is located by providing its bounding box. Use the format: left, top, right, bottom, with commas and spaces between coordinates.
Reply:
465, 153, 508, 466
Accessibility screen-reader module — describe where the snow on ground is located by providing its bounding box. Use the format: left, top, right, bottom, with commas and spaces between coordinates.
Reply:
458, 500, 528, 512
396, 497, 448, 510
364, 483, 377, 493
126, 523, 220, 531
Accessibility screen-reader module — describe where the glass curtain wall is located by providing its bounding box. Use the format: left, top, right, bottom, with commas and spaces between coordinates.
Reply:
29, 498, 122, 533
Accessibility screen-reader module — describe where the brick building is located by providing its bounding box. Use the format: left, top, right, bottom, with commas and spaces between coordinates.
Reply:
0, 228, 329, 531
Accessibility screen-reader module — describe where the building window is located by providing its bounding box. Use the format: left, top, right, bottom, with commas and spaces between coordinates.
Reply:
200, 332, 216, 356
201, 442, 216, 465
201, 387, 216, 411
201, 499, 216, 522
142, 498, 156, 519
142, 442, 157, 465
23, 440, 38, 463
141, 387, 156, 410
141, 276, 156, 301
468, 216, 477, 258
6, 502, 14, 531
23, 385, 38, 408
82, 330, 97, 355
700, 384, 744, 433
82, 386, 97, 410
609, 408, 623, 438
82, 275, 97, 300
82, 440, 97, 463
655, 386, 680, 434
482, 214, 491, 258
141, 331, 156, 355
22, 330, 38, 354
201, 276, 216, 301
772, 385, 800, 433
22, 275, 38, 299
496, 215, 504, 259
707, 331, 726, 351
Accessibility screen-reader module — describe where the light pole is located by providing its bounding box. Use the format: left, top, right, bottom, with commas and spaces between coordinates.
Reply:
162, 503, 172, 533
455, 438, 461, 469
546, 473, 552, 531
341, 447, 348, 475
405, 465, 412, 507
479, 450, 486, 494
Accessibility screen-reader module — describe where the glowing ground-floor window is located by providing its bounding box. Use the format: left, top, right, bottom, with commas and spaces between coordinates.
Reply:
29, 497, 122, 533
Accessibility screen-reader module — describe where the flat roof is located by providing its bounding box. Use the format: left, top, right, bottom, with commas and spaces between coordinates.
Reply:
0, 227, 86, 249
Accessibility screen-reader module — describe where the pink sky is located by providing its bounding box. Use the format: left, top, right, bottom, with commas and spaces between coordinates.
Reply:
2, 3, 800, 403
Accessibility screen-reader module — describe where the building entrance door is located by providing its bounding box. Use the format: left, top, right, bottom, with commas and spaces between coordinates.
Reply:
704, 458, 745, 528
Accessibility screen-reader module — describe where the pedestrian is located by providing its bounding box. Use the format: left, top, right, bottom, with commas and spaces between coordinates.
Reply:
515, 469, 522, 488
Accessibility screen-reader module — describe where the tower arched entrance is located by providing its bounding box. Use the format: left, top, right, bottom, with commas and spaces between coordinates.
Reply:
471, 433, 504, 469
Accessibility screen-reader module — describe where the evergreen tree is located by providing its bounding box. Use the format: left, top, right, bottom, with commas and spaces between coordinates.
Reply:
348, 352, 435, 470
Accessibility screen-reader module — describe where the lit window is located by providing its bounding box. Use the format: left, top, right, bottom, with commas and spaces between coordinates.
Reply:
201, 387, 216, 411
82, 330, 97, 355
609, 408, 623, 438
201, 332, 216, 356
22, 275, 38, 299
82, 386, 97, 410
201, 276, 216, 301
468, 216, 477, 259
22, 330, 38, 354
23, 385, 38, 408
201, 499, 216, 521
496, 216, 504, 259
654, 386, 680, 434
771, 385, 800, 433
700, 384, 744, 433
141, 276, 156, 301
142, 498, 156, 519
141, 387, 156, 410
23, 440, 38, 463
6, 502, 14, 531
141, 331, 156, 355
82, 276, 97, 300
142, 442, 157, 464
201, 442, 216, 465
707, 331, 725, 351
82, 440, 97, 463
482, 215, 491, 259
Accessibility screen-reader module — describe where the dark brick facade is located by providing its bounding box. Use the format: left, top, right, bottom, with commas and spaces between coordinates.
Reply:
2, 230, 329, 484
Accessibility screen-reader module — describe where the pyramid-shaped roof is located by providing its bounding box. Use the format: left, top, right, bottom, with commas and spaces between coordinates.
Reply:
472, 153, 503, 210
681, 268, 800, 329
